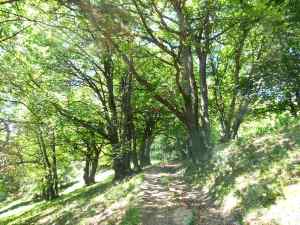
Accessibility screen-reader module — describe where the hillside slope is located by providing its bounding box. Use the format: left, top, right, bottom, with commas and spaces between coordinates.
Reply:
185, 115, 300, 225
1, 116, 299, 225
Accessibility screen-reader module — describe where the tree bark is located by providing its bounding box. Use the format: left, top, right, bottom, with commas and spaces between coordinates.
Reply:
132, 131, 141, 171
83, 136, 101, 186
187, 124, 209, 164
50, 130, 59, 198
113, 146, 132, 180
37, 127, 59, 200
139, 111, 157, 167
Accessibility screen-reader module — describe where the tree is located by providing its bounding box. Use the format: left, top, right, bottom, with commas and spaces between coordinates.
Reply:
60, 0, 280, 161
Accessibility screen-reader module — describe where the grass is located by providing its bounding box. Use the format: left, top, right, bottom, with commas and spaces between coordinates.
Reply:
1, 113, 299, 225
184, 114, 300, 224
0, 173, 144, 225
118, 207, 141, 225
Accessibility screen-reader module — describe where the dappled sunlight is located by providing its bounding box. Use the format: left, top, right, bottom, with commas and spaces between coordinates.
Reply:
0, 0, 299, 224
84, 198, 129, 225
0, 171, 115, 225
182, 120, 300, 225
0, 168, 115, 224
62, 170, 114, 195
0, 200, 40, 218
1, 121, 299, 225
222, 192, 239, 215
137, 163, 224, 225
245, 183, 300, 225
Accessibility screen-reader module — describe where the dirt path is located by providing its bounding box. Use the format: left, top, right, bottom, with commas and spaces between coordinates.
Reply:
138, 162, 234, 225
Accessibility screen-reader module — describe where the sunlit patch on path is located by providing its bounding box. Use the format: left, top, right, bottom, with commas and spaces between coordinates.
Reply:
138, 163, 197, 225
138, 162, 239, 225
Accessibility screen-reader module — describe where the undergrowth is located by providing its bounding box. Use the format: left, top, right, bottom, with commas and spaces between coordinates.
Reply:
184, 114, 300, 223
0, 173, 144, 225
119, 207, 141, 225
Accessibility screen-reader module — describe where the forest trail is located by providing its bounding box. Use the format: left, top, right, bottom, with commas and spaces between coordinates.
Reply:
0, 163, 237, 225
138, 163, 230, 225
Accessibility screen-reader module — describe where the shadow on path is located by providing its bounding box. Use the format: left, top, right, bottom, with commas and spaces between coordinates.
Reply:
0, 199, 35, 216
139, 163, 238, 225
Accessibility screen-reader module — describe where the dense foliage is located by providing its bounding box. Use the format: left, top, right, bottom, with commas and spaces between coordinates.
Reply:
0, 0, 299, 205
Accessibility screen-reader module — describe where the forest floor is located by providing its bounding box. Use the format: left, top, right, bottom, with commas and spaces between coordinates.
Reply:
0, 170, 114, 220
0, 159, 300, 225
0, 117, 299, 225
137, 162, 235, 225
0, 162, 236, 225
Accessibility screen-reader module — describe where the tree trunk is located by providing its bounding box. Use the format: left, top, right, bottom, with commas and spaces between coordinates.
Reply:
43, 173, 58, 200
198, 52, 211, 144
187, 125, 209, 164
143, 137, 153, 166
139, 137, 147, 167
231, 101, 249, 139
139, 111, 157, 167
50, 130, 59, 198
289, 101, 298, 117
296, 90, 300, 108
295, 90, 300, 117
220, 99, 250, 142
140, 137, 153, 167
113, 148, 132, 180
132, 133, 141, 171
37, 128, 59, 200
90, 152, 99, 182
83, 138, 101, 186
83, 149, 93, 185
119, 70, 140, 173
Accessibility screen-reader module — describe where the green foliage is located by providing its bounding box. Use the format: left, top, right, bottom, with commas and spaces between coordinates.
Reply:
184, 114, 300, 222
0, 181, 8, 202
0, 172, 145, 225
151, 120, 188, 162
119, 207, 141, 225
236, 179, 283, 211
103, 174, 144, 205
0, 0, 299, 223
